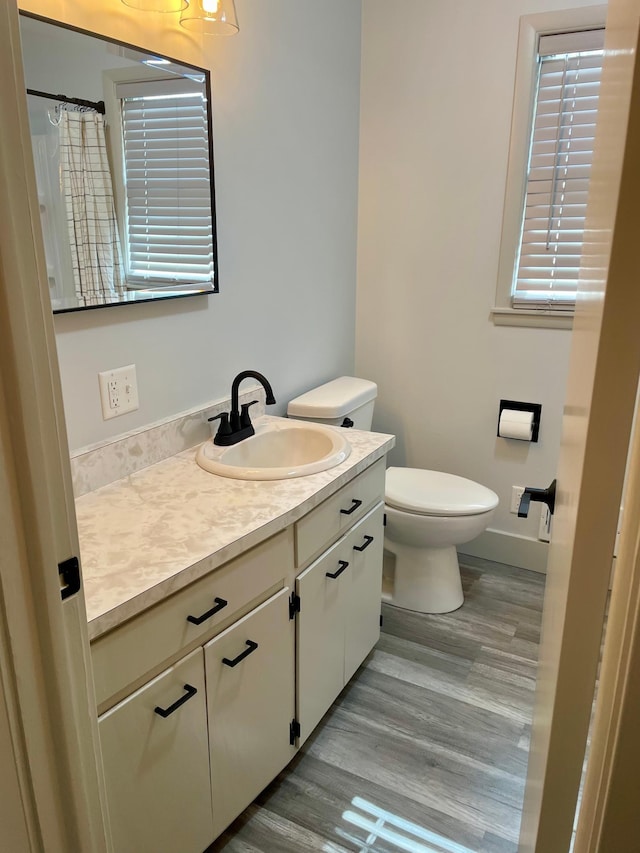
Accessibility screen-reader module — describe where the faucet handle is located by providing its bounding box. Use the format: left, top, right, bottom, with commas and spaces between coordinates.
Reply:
240, 400, 260, 429
208, 411, 232, 443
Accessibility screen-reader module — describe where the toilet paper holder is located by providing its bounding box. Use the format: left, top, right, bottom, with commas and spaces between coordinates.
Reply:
497, 399, 542, 443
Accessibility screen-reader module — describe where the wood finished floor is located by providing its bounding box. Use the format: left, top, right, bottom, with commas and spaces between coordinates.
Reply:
208, 557, 546, 853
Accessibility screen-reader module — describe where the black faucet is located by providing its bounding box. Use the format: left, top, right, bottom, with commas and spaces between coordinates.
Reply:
209, 370, 276, 446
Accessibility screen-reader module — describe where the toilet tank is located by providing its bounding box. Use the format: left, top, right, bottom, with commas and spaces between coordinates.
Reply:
287, 377, 377, 430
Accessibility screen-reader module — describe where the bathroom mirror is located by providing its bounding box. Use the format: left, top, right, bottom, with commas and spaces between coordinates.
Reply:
19, 13, 218, 314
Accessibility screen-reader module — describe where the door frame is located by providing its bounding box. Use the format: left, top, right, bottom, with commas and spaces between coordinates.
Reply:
519, 2, 640, 851
0, 1, 109, 850
3, 0, 640, 850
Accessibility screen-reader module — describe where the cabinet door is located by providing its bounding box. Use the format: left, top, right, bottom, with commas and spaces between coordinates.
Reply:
296, 536, 349, 745
344, 503, 384, 682
205, 588, 295, 839
98, 648, 212, 853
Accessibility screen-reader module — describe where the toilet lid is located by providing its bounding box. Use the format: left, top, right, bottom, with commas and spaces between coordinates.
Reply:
385, 468, 499, 517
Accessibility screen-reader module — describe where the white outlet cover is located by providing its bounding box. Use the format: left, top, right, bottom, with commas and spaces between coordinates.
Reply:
510, 486, 525, 514
98, 364, 139, 420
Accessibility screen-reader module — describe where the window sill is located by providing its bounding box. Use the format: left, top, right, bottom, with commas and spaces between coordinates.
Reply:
491, 307, 573, 330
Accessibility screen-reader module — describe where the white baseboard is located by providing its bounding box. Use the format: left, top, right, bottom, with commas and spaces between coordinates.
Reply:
458, 528, 549, 574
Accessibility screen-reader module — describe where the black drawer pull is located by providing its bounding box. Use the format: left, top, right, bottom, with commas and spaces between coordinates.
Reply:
340, 498, 362, 516
187, 596, 228, 625
154, 684, 197, 718
353, 535, 374, 552
222, 640, 258, 668
326, 560, 349, 579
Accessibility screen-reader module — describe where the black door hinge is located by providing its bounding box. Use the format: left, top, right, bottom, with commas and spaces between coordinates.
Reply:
59, 556, 81, 601
380, 613, 384, 627
383, 513, 387, 527
289, 718, 301, 745
289, 592, 301, 619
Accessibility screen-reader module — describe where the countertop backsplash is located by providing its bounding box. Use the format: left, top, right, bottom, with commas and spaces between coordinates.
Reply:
70, 385, 267, 497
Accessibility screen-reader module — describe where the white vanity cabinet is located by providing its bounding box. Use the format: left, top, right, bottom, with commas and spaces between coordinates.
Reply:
91, 456, 388, 852
98, 648, 212, 853
94, 530, 294, 853
295, 503, 384, 744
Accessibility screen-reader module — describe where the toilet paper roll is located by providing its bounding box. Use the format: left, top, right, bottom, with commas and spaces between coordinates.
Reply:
499, 409, 534, 441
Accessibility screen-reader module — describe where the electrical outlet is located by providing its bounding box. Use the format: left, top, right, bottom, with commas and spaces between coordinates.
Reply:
510, 486, 525, 514
108, 378, 119, 410
98, 365, 139, 420
538, 503, 552, 542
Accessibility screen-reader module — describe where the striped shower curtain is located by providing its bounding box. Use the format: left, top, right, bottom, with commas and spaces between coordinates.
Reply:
59, 110, 125, 306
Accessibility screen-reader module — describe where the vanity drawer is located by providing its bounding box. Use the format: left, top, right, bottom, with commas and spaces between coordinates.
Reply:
92, 528, 293, 708
295, 458, 385, 567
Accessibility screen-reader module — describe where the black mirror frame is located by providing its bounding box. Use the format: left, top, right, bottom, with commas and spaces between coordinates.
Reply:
19, 10, 219, 315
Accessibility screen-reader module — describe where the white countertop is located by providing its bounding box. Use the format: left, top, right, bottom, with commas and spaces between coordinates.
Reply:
77, 417, 394, 640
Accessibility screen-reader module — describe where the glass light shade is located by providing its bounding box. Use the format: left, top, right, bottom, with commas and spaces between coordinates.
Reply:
180, 0, 239, 34
122, 0, 188, 11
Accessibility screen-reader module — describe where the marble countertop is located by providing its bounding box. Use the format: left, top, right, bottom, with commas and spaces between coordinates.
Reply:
77, 416, 394, 640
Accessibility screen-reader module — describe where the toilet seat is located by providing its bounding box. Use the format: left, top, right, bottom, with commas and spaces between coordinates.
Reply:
385, 468, 499, 517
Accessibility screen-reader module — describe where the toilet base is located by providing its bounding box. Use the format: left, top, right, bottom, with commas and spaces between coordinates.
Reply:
382, 540, 464, 614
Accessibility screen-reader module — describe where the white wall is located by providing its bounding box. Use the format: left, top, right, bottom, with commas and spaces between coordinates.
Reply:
357, 0, 603, 560
20, 0, 362, 451
20, 16, 136, 98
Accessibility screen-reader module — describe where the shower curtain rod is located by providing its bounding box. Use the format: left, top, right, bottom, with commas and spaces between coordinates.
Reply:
26, 88, 106, 115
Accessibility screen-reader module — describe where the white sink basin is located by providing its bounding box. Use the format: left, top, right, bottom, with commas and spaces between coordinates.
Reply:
196, 419, 351, 480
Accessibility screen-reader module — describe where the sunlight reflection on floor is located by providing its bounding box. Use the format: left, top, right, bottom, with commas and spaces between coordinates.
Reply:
324, 796, 477, 853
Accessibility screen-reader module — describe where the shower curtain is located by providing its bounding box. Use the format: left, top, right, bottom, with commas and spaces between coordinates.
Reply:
59, 110, 125, 306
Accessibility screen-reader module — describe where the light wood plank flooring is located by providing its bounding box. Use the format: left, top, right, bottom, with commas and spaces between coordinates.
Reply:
209, 556, 545, 853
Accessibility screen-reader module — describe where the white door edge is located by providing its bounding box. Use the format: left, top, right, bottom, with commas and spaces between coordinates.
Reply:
0, 3, 109, 851
574, 390, 640, 847
519, 3, 640, 851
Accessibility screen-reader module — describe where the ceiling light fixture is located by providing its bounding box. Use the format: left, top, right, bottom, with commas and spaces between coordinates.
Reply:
122, 0, 187, 12
180, 0, 239, 35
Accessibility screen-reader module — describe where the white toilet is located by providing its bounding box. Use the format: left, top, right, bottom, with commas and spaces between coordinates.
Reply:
287, 377, 499, 614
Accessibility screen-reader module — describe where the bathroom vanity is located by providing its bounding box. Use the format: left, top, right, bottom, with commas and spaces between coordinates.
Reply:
76, 417, 393, 853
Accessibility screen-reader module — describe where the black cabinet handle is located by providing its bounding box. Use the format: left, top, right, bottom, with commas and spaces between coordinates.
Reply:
222, 640, 258, 668
340, 499, 362, 516
187, 596, 228, 625
154, 684, 197, 718
326, 560, 349, 579
353, 535, 374, 552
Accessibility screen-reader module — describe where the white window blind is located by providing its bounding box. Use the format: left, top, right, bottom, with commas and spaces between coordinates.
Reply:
117, 78, 214, 285
513, 28, 604, 310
